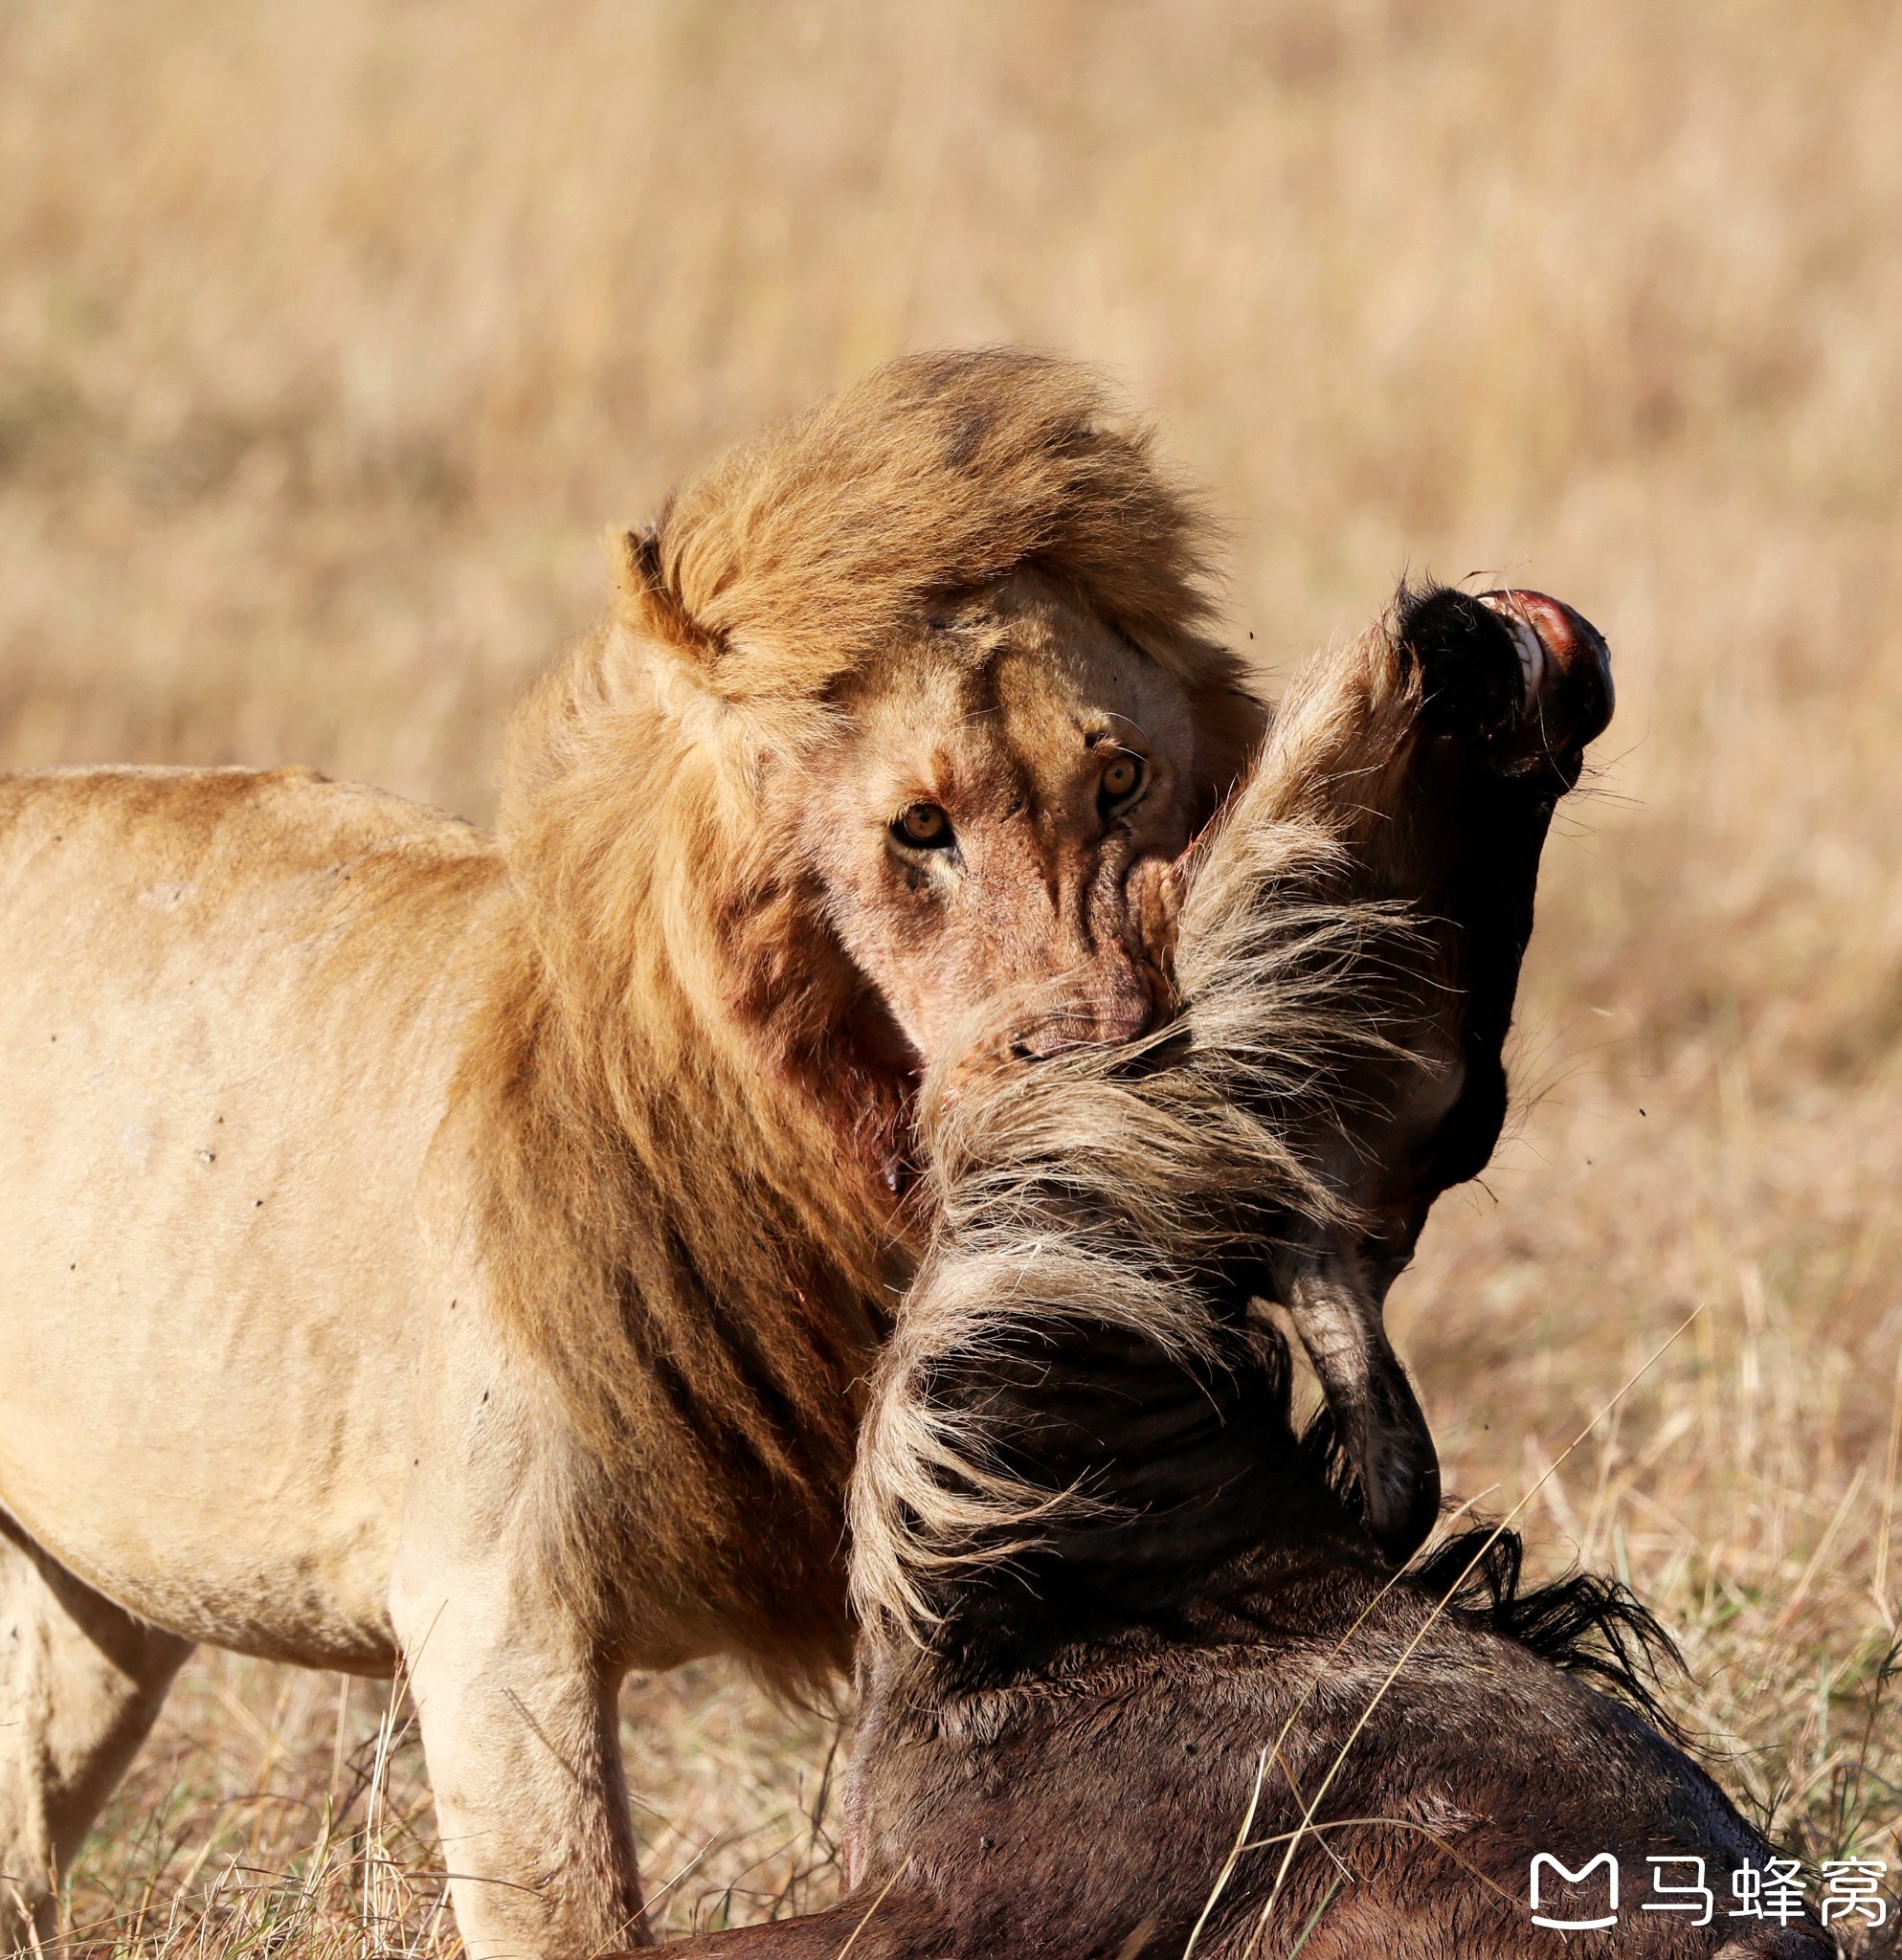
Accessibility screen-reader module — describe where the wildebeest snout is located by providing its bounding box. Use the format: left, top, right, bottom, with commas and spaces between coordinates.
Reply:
1401, 584, 1613, 784
1479, 587, 1614, 741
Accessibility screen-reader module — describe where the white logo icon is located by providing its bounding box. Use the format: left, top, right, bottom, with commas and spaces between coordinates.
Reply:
1530, 1853, 1620, 1931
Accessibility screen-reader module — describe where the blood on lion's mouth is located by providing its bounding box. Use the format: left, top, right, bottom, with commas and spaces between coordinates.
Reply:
914, 965, 1178, 1154
1008, 1013, 1131, 1062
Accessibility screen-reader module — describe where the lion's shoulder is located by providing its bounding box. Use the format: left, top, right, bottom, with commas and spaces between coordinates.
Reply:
0, 763, 494, 873
0, 765, 505, 951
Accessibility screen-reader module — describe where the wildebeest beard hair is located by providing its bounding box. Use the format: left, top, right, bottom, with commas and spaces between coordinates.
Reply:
868, 1257, 1682, 1735
849, 581, 1676, 1729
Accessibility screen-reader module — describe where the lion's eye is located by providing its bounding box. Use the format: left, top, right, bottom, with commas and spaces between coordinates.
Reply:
894, 803, 953, 849
1101, 753, 1145, 804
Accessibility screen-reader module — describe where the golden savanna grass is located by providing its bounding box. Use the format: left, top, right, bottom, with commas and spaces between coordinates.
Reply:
5, 0, 1901, 1949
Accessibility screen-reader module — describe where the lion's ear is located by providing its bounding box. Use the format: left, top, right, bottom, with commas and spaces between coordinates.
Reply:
607, 524, 725, 666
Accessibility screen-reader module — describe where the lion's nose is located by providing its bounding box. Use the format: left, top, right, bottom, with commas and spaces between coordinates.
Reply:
1009, 991, 1163, 1060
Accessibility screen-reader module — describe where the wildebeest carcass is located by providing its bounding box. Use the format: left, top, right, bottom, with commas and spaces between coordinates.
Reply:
659, 587, 1829, 1957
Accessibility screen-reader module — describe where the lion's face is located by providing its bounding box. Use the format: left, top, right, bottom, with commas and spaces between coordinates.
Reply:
794, 571, 1235, 1087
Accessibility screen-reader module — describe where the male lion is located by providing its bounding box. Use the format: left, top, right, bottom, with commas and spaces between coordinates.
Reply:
0, 351, 1264, 1955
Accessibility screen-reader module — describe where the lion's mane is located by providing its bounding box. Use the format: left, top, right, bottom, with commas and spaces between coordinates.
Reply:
456, 350, 1254, 1680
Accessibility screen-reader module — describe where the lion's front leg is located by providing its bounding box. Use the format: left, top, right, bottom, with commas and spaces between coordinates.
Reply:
388, 1315, 649, 1960
392, 1543, 648, 1958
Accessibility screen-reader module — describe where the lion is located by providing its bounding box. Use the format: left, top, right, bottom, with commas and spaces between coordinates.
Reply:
0, 350, 1266, 1956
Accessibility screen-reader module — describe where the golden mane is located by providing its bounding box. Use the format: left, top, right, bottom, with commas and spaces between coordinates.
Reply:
461, 349, 1247, 1680
612, 345, 1231, 698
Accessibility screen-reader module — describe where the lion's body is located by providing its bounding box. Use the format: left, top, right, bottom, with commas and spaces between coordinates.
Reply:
0, 351, 1263, 1957
0, 757, 879, 1960
0, 766, 497, 1668
0, 748, 888, 1958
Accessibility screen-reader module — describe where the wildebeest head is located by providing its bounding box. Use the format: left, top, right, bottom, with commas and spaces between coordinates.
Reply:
1203, 583, 1614, 1559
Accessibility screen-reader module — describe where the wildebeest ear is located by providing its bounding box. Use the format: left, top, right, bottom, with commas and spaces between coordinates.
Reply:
1287, 1254, 1441, 1563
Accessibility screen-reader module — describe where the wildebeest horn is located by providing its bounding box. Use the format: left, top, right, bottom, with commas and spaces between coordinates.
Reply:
1286, 1246, 1440, 1563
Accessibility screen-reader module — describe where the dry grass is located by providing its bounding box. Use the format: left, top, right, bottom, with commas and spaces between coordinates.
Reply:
5, 0, 1901, 1949
63, 1660, 843, 1952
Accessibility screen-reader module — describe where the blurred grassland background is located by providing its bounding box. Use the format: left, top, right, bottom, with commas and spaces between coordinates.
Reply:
6, 0, 1902, 1949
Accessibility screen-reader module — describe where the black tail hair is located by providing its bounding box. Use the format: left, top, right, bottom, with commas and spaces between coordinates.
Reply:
1413, 1526, 1689, 1742
1298, 1393, 1686, 1738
